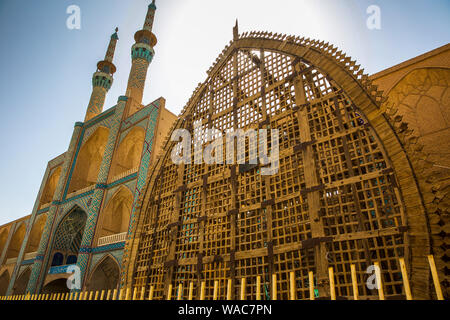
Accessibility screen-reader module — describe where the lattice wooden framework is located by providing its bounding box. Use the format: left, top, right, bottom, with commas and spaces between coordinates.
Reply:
121, 28, 444, 300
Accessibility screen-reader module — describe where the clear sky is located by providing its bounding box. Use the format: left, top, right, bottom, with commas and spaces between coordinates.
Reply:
0, 0, 449, 225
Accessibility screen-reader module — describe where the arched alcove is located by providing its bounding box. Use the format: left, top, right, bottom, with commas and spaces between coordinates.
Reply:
48, 206, 87, 269
68, 127, 109, 193
85, 255, 120, 292
12, 268, 31, 295
0, 229, 8, 259
6, 223, 26, 260
25, 214, 47, 254
0, 270, 10, 296
41, 278, 70, 295
39, 167, 62, 207
109, 127, 145, 179
98, 187, 133, 238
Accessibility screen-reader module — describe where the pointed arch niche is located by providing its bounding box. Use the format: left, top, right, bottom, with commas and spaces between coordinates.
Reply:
109, 127, 145, 180
85, 255, 120, 292
12, 268, 31, 295
98, 187, 133, 239
5, 223, 26, 261
0, 270, 10, 296
68, 127, 110, 193
39, 166, 62, 208
25, 214, 47, 255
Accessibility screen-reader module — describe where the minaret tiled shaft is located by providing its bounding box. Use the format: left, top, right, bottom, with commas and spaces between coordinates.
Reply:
84, 29, 119, 122
125, 1, 157, 116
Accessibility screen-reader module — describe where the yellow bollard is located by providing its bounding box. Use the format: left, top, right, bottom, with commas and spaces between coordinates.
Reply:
350, 264, 359, 300
272, 274, 277, 301
213, 281, 219, 300
374, 262, 385, 300
177, 283, 183, 300
328, 267, 336, 300
289, 271, 296, 300
118, 288, 124, 301
256, 276, 261, 301
88, 291, 94, 300
427, 255, 444, 300
240, 278, 246, 300
149, 286, 154, 300
106, 289, 111, 300
133, 287, 138, 300
167, 284, 173, 300
125, 287, 131, 301
398, 258, 412, 300
94, 291, 100, 301
140, 287, 146, 300
200, 281, 206, 300
100, 290, 105, 300
308, 271, 315, 300
226, 279, 232, 300
112, 289, 118, 300
188, 282, 194, 301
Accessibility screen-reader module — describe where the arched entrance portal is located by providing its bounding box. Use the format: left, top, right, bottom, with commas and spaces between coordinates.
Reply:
13, 268, 31, 295
0, 270, 10, 296
49, 206, 87, 267
43, 206, 87, 295
85, 255, 120, 292
42, 278, 70, 295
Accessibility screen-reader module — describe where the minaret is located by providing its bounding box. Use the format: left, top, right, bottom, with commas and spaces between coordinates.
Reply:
84, 28, 119, 122
125, 0, 158, 116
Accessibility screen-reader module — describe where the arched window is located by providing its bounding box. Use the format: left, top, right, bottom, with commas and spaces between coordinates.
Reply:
51, 252, 64, 267
66, 255, 77, 265
98, 187, 133, 238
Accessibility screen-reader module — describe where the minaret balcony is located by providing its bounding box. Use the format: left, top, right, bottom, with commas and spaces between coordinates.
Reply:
92, 71, 113, 91
131, 43, 154, 63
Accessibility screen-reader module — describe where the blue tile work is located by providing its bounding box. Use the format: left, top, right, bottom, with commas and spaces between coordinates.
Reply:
48, 264, 75, 275
21, 259, 35, 265
26, 123, 84, 294
74, 98, 127, 287
93, 242, 125, 253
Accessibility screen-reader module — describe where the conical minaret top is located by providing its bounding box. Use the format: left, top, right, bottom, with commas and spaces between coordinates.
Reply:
125, 1, 158, 116
84, 28, 119, 122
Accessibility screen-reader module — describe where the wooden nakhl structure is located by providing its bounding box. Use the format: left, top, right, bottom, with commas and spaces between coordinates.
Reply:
120, 24, 448, 300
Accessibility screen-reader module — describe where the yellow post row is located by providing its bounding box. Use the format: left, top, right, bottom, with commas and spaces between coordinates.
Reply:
272, 274, 277, 301
308, 271, 315, 300
289, 271, 296, 300
213, 281, 219, 300
148, 286, 154, 300
256, 276, 261, 301
200, 281, 206, 300
427, 255, 444, 300
350, 264, 359, 300
178, 283, 183, 300
167, 284, 173, 300
188, 283, 194, 301
328, 267, 336, 301
398, 258, 412, 300
240, 278, 246, 300
226, 279, 232, 300
374, 262, 385, 300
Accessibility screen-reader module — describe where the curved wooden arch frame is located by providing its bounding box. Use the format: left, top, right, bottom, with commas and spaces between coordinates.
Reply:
122, 34, 432, 298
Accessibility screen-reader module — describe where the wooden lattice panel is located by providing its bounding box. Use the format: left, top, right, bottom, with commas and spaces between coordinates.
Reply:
121, 33, 433, 300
